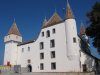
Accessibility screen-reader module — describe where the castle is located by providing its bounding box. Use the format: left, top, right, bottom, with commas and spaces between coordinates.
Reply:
3, 1, 100, 72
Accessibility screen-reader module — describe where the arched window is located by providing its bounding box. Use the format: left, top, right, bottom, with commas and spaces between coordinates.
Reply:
47, 30, 50, 37
41, 32, 44, 37
52, 28, 55, 34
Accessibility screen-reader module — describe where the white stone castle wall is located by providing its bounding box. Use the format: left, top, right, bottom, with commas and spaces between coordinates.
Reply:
4, 41, 19, 65
17, 20, 81, 72
4, 19, 96, 72
4, 34, 22, 43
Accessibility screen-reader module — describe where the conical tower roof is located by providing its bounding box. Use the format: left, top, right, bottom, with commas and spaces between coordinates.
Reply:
80, 23, 86, 35
66, 0, 74, 19
8, 20, 21, 36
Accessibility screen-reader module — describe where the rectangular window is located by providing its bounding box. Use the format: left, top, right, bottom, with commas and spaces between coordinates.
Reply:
51, 62, 56, 70
40, 42, 44, 50
40, 53, 44, 59
73, 37, 76, 43
50, 39, 55, 48
47, 30, 50, 37
27, 59, 31, 63
40, 63, 44, 70
52, 28, 55, 34
42, 32, 44, 37
22, 48, 24, 52
28, 47, 30, 52
51, 51, 55, 58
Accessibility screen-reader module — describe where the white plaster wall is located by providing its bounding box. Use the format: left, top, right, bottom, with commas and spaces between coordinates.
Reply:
17, 21, 81, 72
4, 42, 12, 65
17, 43, 34, 67
4, 41, 19, 65
65, 19, 80, 71
17, 22, 68, 72
65, 19, 79, 56
4, 20, 96, 72
4, 34, 22, 43
36, 23, 68, 72
4, 34, 22, 65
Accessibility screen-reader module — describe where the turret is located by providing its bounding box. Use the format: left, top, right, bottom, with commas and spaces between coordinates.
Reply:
65, 0, 79, 57
79, 23, 89, 43
4, 20, 22, 65
64, 0, 80, 71
4, 20, 22, 43
65, 0, 74, 19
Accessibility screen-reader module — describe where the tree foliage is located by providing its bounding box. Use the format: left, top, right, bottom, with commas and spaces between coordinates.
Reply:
86, 2, 100, 53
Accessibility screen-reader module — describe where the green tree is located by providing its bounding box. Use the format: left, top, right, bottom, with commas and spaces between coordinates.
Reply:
86, 2, 100, 53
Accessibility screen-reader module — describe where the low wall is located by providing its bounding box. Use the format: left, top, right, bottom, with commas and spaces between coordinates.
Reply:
28, 72, 95, 75
0, 72, 95, 75
0, 66, 95, 75
0, 66, 28, 74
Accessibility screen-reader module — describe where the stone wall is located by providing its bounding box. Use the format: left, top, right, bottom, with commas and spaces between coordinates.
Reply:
0, 72, 96, 75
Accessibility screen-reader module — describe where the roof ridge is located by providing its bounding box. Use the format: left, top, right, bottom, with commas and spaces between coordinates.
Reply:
44, 12, 62, 27
47, 12, 62, 23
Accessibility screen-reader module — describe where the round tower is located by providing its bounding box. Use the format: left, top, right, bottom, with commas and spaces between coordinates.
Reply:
65, 0, 79, 58
4, 20, 22, 66
64, 0, 80, 71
